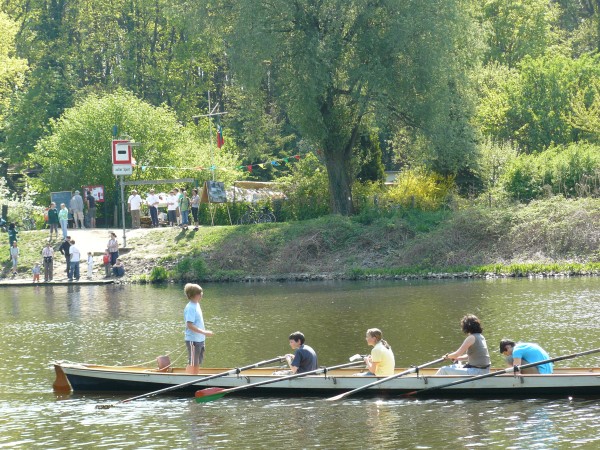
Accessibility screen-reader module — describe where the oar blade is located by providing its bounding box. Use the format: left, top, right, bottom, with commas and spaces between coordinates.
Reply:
324, 392, 348, 402
195, 387, 227, 403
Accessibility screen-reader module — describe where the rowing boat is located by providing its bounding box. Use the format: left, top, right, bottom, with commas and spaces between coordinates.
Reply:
52, 361, 600, 398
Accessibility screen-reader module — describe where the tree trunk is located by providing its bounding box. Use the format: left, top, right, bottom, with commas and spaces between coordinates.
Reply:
323, 147, 354, 216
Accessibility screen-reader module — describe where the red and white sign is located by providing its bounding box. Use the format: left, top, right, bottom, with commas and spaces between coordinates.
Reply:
82, 185, 105, 203
112, 140, 132, 164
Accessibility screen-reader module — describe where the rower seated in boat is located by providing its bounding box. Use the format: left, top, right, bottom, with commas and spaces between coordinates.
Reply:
284, 331, 318, 374
436, 314, 491, 376
358, 328, 395, 377
500, 339, 553, 374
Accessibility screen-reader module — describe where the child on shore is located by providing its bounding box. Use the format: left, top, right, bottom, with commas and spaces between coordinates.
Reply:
87, 252, 94, 279
10, 241, 19, 276
32, 263, 41, 283
102, 249, 111, 278
183, 283, 213, 374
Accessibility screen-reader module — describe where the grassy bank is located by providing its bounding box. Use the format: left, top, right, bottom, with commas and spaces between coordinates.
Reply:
3, 196, 600, 282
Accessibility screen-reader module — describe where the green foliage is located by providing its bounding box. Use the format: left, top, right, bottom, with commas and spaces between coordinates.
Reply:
173, 256, 207, 281
30, 90, 241, 221
480, 0, 563, 67
501, 142, 600, 200
382, 170, 455, 211
224, 0, 479, 214
0, 12, 27, 131
355, 127, 385, 184
149, 266, 169, 283
278, 153, 330, 220
478, 53, 600, 152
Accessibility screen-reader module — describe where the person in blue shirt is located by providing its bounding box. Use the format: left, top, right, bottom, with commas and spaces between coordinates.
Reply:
183, 283, 213, 374
499, 339, 553, 374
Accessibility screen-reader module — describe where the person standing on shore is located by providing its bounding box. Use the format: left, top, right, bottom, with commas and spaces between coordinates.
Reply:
102, 249, 111, 278
183, 283, 213, 374
58, 203, 69, 238
47, 202, 59, 240
146, 189, 160, 227
59, 236, 71, 277
191, 188, 200, 230
8, 222, 18, 249
10, 241, 19, 276
127, 189, 142, 229
69, 190, 85, 229
68, 239, 81, 281
87, 251, 94, 279
42, 242, 54, 282
86, 190, 96, 228
107, 232, 119, 266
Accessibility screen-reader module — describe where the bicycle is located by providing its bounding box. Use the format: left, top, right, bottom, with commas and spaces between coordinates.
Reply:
238, 205, 276, 225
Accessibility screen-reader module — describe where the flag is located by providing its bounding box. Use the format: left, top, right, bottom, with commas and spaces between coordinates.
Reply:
216, 123, 224, 149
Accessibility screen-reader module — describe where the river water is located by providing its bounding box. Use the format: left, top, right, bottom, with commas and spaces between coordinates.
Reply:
1, 278, 600, 449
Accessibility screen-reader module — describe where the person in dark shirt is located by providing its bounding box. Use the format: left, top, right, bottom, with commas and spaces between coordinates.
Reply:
59, 236, 72, 277
86, 190, 97, 228
285, 331, 318, 374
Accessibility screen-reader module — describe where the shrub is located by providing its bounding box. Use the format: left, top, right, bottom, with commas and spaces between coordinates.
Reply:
149, 266, 169, 283
174, 256, 207, 281
382, 169, 455, 210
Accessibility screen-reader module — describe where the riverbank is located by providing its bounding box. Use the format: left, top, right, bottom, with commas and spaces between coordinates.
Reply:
3, 196, 599, 283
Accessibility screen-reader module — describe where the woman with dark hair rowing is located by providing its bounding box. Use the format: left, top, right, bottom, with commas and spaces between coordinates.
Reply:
436, 314, 491, 376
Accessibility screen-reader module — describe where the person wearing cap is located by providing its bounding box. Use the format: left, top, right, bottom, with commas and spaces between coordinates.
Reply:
146, 189, 160, 227
127, 189, 143, 229
69, 190, 85, 229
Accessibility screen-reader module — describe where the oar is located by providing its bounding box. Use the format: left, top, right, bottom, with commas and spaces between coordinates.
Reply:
325, 356, 445, 402
403, 347, 600, 397
95, 355, 286, 409
195, 354, 366, 403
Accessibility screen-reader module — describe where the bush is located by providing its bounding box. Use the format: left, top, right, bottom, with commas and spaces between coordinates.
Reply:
501, 142, 600, 201
277, 153, 330, 220
149, 266, 169, 283
382, 169, 455, 210
174, 256, 207, 281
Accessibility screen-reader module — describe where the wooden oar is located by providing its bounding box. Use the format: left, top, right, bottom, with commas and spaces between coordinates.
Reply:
195, 354, 366, 403
95, 355, 286, 409
325, 356, 445, 402
403, 347, 600, 397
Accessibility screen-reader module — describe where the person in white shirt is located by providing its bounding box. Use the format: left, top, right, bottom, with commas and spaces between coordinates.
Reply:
68, 239, 81, 281
166, 190, 178, 226
42, 242, 54, 281
146, 189, 160, 227
87, 252, 94, 279
127, 189, 143, 229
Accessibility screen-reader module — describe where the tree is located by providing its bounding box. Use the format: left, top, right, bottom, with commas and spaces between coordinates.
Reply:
0, 11, 28, 174
479, 0, 563, 67
30, 90, 241, 216
219, 0, 480, 215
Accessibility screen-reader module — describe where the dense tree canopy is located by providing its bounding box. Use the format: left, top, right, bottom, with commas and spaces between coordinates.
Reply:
220, 0, 479, 214
30, 90, 241, 211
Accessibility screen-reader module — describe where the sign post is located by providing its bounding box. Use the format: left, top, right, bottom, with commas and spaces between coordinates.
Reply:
112, 140, 136, 247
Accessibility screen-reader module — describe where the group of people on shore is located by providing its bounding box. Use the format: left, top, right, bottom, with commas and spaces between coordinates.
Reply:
181, 289, 553, 377
138, 187, 201, 230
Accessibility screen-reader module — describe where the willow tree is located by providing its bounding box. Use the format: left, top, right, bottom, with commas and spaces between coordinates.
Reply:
219, 0, 479, 215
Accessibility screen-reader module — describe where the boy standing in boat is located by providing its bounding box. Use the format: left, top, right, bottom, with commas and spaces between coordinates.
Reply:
285, 331, 318, 374
184, 283, 213, 374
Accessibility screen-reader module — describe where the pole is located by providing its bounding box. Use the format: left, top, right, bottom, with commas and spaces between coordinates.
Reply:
208, 91, 215, 181
120, 175, 127, 247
